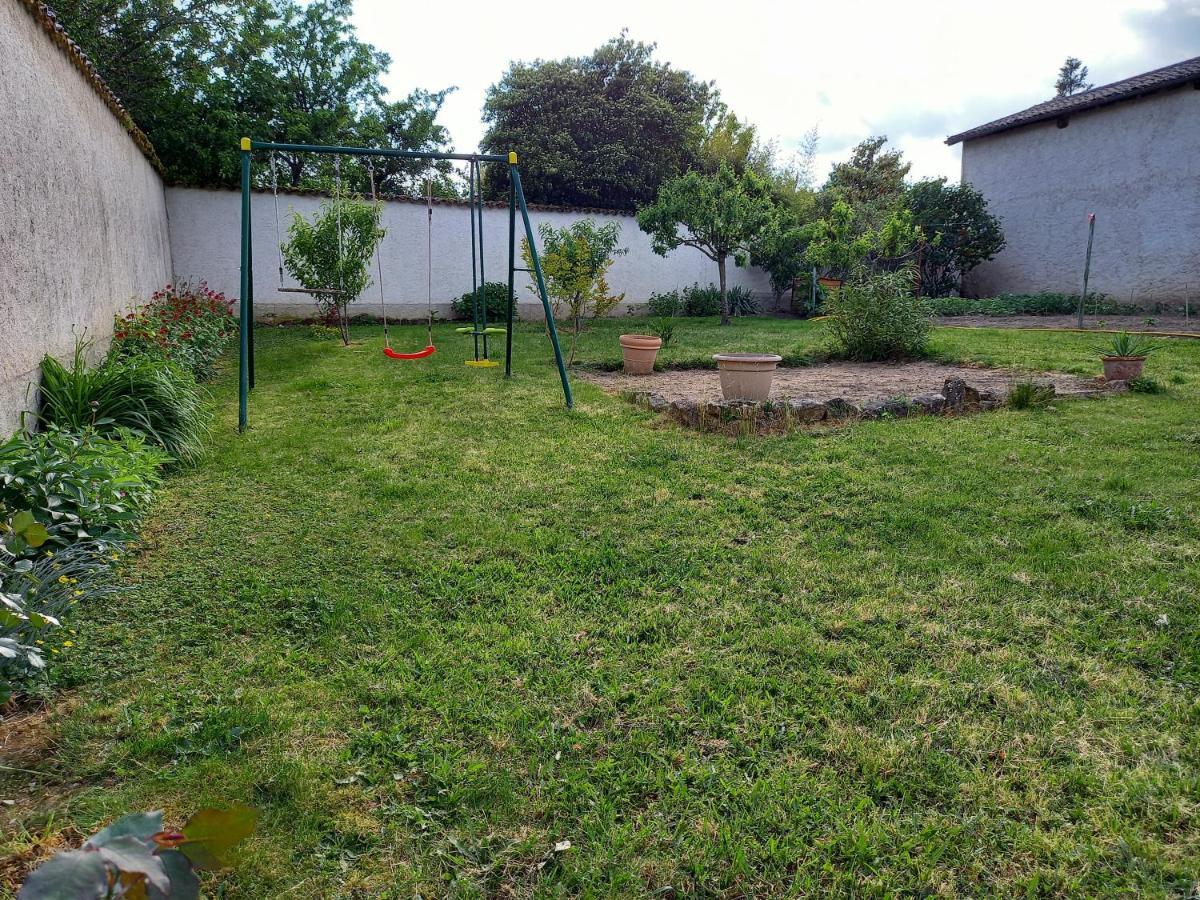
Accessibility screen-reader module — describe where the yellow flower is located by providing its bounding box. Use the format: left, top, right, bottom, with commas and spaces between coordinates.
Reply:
57, 575, 69, 584
35, 640, 44, 646
73, 590, 83, 597
62, 641, 74, 648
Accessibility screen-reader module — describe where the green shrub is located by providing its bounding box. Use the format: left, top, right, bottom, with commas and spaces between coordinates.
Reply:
451, 282, 511, 322
825, 267, 933, 361
37, 343, 206, 464
1128, 376, 1165, 394
682, 283, 721, 317
1007, 380, 1056, 409
0, 428, 166, 550
646, 290, 683, 318
649, 317, 677, 347
726, 285, 760, 316
930, 292, 1139, 317
112, 281, 235, 381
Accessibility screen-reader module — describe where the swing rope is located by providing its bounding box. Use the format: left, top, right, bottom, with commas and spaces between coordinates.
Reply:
381, 165, 436, 360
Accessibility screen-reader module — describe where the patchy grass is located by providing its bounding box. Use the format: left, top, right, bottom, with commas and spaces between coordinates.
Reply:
3, 318, 1199, 897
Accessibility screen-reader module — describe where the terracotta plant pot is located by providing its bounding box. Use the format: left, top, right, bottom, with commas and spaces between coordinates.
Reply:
1102, 355, 1146, 381
817, 276, 844, 299
712, 353, 783, 401
619, 334, 662, 375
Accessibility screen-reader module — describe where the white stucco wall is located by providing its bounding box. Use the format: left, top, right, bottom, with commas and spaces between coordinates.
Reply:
166, 186, 774, 320
961, 85, 1200, 306
0, 0, 172, 435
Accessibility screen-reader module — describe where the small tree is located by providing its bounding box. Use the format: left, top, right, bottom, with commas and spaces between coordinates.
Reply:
1055, 57, 1093, 97
282, 197, 383, 345
522, 219, 625, 364
637, 163, 774, 325
906, 177, 1005, 296
802, 201, 873, 281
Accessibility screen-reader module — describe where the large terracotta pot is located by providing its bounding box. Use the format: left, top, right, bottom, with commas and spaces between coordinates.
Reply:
619, 334, 662, 375
1102, 355, 1146, 381
712, 353, 783, 401
817, 276, 844, 299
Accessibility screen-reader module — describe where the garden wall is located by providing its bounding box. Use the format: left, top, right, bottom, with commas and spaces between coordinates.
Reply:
0, 0, 173, 435
960, 84, 1200, 308
166, 186, 774, 321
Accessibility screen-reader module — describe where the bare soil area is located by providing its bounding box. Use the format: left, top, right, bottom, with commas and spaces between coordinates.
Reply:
579, 360, 1101, 405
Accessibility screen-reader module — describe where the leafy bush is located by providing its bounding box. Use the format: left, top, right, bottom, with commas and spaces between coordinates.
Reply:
0, 428, 166, 550
645, 290, 683, 318
17, 805, 257, 899
38, 343, 206, 464
1128, 376, 1165, 394
451, 281, 511, 322
1007, 380, 1056, 410
825, 266, 933, 361
726, 285, 759, 316
282, 197, 384, 344
929, 292, 1138, 317
649, 317, 677, 347
113, 281, 235, 381
683, 283, 721, 317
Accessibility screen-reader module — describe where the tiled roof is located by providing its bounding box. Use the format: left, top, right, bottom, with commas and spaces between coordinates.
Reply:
946, 56, 1200, 145
17, 0, 163, 172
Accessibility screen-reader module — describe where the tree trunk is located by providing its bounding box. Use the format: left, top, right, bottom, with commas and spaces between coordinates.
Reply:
718, 255, 730, 326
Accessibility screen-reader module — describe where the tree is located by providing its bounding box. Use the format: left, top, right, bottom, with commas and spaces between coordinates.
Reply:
802, 201, 874, 282
51, 0, 453, 189
522, 221, 626, 364
481, 34, 715, 209
905, 178, 1006, 296
637, 164, 774, 325
281, 198, 383, 345
1055, 57, 1093, 97
824, 135, 910, 231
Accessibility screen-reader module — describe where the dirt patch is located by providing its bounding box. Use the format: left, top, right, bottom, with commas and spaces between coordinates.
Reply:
579, 360, 1102, 406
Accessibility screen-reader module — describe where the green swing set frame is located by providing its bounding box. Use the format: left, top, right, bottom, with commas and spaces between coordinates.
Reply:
235, 138, 573, 432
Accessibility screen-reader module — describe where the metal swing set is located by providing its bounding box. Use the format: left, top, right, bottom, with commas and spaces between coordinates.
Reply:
236, 137, 573, 432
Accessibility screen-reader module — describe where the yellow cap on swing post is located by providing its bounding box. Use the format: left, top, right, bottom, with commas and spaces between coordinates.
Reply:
240, 137, 251, 151
508, 151, 518, 165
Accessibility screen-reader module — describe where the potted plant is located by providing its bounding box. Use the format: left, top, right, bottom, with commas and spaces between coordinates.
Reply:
712, 353, 783, 401
1099, 332, 1155, 381
619, 334, 663, 374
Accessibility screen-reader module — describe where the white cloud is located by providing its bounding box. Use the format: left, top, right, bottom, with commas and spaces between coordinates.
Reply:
354, 0, 1187, 184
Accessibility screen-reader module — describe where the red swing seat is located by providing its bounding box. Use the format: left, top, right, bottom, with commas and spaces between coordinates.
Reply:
384, 345, 436, 360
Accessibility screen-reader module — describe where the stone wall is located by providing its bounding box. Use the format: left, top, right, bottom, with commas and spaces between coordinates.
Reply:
961, 85, 1200, 307
166, 186, 775, 321
0, 0, 172, 434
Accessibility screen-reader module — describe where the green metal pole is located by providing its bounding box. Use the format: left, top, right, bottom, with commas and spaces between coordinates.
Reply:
512, 166, 572, 409
505, 156, 516, 377
247, 196, 255, 390
468, 160, 480, 360
238, 139, 252, 432
476, 160, 488, 359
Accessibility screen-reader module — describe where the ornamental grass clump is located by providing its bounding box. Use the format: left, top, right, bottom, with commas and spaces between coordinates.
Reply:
825, 265, 933, 361
37, 342, 206, 464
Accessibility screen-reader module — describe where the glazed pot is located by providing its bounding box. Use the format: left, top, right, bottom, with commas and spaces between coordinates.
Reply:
712, 353, 783, 401
1101, 355, 1146, 381
619, 334, 663, 375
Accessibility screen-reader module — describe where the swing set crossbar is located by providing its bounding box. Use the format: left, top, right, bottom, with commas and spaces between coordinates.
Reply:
236, 137, 574, 433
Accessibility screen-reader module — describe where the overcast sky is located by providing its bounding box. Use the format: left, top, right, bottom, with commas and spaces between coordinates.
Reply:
353, 0, 1199, 184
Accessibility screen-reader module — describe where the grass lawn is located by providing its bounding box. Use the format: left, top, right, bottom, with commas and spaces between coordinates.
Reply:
3, 317, 1199, 897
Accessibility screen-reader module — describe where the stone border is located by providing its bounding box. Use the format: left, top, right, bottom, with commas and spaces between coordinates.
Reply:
625, 377, 1125, 436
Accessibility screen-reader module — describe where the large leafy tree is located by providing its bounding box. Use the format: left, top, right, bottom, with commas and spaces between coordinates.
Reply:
481, 34, 715, 209
905, 178, 1005, 296
637, 164, 774, 325
824, 135, 910, 231
51, 0, 453, 189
